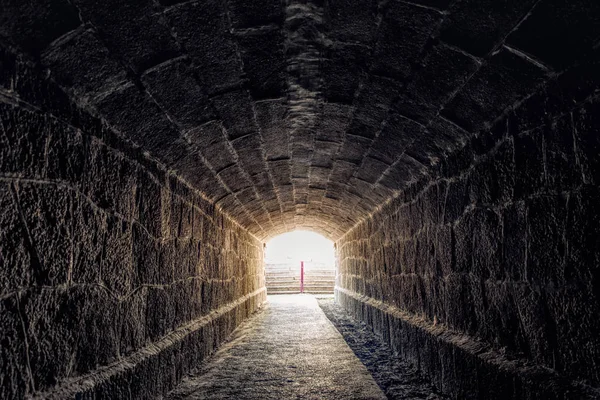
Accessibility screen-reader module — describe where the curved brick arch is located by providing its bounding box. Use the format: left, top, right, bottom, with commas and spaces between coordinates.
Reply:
5, 0, 590, 241
1, 0, 600, 398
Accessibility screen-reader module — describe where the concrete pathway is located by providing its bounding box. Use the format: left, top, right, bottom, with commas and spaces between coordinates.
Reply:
167, 294, 386, 400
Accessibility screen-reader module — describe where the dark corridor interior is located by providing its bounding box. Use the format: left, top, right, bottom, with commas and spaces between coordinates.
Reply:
0, 0, 599, 398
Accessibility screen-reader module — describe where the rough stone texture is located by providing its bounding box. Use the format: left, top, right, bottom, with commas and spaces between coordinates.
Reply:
317, 296, 447, 399
167, 295, 386, 400
0, 46, 265, 399
5, 0, 595, 241
1, 1, 600, 399
336, 52, 600, 398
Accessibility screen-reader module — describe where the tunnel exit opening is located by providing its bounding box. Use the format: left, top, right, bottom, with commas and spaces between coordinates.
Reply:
264, 231, 336, 295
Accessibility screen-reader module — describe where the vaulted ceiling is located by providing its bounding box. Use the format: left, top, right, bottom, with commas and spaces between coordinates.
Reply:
1, 0, 598, 239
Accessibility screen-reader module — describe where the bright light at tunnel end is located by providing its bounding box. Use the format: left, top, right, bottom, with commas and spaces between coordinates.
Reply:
265, 230, 336, 266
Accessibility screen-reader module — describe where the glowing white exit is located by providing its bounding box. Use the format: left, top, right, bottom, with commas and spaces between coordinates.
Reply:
265, 230, 335, 266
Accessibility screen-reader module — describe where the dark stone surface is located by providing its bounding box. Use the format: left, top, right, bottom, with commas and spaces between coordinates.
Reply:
41, 28, 127, 101
141, 58, 215, 129
0, 45, 265, 398
336, 290, 599, 400
439, 0, 538, 57
6, 0, 595, 240
0, 294, 30, 399
442, 47, 549, 132
72, 0, 180, 73
1, 1, 600, 398
318, 296, 448, 399
506, 0, 600, 69
371, 1, 442, 80
0, 0, 80, 53
337, 90, 600, 397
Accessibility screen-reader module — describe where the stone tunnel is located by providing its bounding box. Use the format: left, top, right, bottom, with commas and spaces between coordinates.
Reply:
1, 0, 599, 398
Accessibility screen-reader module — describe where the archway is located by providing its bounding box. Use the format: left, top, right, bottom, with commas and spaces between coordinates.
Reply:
264, 231, 336, 294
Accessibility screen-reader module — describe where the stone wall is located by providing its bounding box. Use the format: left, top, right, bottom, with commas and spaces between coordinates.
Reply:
0, 47, 266, 399
336, 54, 600, 399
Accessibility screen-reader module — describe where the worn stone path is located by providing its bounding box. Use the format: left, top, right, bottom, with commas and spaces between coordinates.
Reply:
167, 294, 386, 400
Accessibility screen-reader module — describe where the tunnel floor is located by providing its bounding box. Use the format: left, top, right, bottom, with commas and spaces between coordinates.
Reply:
167, 294, 386, 400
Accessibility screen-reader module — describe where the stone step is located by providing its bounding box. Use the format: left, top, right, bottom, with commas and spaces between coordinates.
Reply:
303, 279, 335, 282
265, 267, 335, 271
304, 291, 335, 294
265, 271, 335, 277
303, 277, 336, 280
267, 290, 334, 295
267, 290, 301, 295
266, 275, 334, 280
303, 285, 335, 290
307, 273, 335, 276
265, 270, 335, 274
267, 280, 334, 285
266, 278, 334, 283
267, 286, 334, 291
267, 278, 335, 286
266, 276, 300, 280
265, 272, 300, 276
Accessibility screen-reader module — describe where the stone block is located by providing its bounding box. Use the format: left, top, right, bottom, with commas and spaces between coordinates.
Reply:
166, 0, 242, 91
566, 186, 600, 285
73, 0, 178, 72
41, 29, 127, 98
0, 184, 32, 295
503, 201, 526, 281
212, 90, 258, 140
471, 207, 502, 279
136, 169, 163, 239
227, 0, 283, 29
21, 288, 79, 391
573, 98, 600, 185
16, 183, 72, 288
0, 0, 80, 52
83, 141, 137, 218
322, 43, 369, 104
442, 48, 548, 132
0, 294, 30, 399
94, 83, 181, 156
235, 32, 286, 99
327, 0, 379, 43
72, 286, 120, 375
506, 0, 600, 69
102, 215, 133, 296
526, 195, 567, 286
72, 194, 104, 285
514, 128, 545, 199
443, 176, 469, 224
440, 0, 537, 57
546, 286, 600, 384
0, 105, 50, 178
142, 59, 214, 129
513, 285, 554, 366
146, 286, 175, 342
406, 42, 480, 109
372, 2, 441, 80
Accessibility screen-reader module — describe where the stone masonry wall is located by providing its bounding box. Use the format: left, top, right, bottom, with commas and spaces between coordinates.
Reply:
0, 46, 266, 399
336, 53, 600, 399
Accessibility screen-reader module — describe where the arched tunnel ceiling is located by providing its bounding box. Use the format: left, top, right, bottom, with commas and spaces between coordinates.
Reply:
1, 0, 598, 240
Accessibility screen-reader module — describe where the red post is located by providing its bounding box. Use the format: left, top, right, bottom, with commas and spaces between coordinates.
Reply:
300, 261, 304, 293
